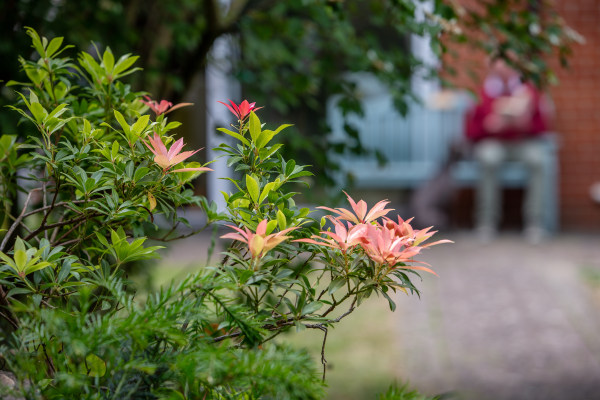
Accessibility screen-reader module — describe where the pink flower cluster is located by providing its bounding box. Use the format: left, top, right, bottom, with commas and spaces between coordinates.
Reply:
143, 132, 212, 174
140, 95, 193, 116
221, 219, 298, 260
218, 99, 263, 121
296, 192, 451, 275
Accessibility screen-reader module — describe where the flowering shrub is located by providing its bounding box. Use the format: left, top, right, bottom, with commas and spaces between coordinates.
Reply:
0, 29, 449, 399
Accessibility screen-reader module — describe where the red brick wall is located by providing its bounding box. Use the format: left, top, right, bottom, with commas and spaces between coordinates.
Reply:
550, 0, 600, 230
443, 0, 600, 231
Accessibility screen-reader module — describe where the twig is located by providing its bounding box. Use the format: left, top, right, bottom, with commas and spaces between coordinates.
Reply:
150, 223, 209, 242
306, 324, 328, 381
37, 179, 61, 237
20, 199, 86, 220
0, 310, 19, 330
0, 284, 19, 330
271, 253, 317, 316
0, 189, 40, 252
50, 213, 67, 243
42, 180, 48, 240
53, 218, 85, 245
24, 212, 99, 241
42, 343, 56, 376
40, 299, 57, 309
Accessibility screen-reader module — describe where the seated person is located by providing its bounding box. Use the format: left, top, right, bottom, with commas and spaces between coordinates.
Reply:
465, 57, 554, 242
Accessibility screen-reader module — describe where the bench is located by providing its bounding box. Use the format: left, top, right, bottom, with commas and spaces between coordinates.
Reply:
327, 96, 560, 232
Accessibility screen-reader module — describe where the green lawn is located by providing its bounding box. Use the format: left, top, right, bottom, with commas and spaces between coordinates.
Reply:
149, 260, 407, 399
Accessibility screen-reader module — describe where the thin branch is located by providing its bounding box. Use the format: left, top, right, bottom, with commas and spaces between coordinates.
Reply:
21, 199, 86, 220
0, 310, 19, 330
42, 180, 48, 240
0, 285, 20, 329
306, 324, 328, 381
24, 212, 99, 241
50, 213, 67, 243
52, 218, 85, 246
0, 188, 40, 252
37, 179, 60, 236
149, 223, 209, 242
42, 343, 56, 376
272, 253, 317, 315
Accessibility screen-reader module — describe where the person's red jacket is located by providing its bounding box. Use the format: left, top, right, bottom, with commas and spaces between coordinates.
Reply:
466, 80, 548, 142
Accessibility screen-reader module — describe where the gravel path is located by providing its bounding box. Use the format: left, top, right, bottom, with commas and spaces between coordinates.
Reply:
395, 233, 600, 400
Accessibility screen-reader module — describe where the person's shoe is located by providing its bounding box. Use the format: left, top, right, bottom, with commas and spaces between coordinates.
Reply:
524, 226, 547, 245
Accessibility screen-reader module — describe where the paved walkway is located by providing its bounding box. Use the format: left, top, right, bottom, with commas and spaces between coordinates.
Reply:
395, 232, 600, 400
161, 228, 600, 399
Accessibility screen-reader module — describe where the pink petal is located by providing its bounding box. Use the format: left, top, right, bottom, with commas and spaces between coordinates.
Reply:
293, 238, 338, 249
220, 233, 247, 243
156, 100, 172, 115
171, 167, 213, 173
395, 264, 438, 276
363, 199, 393, 223
228, 99, 241, 115
167, 138, 185, 160
142, 138, 159, 157
223, 224, 250, 240
154, 155, 171, 170
165, 102, 193, 114
343, 191, 366, 222
317, 206, 359, 224
276, 226, 300, 236
169, 149, 200, 166
238, 100, 251, 118
218, 100, 238, 117
255, 219, 268, 236
263, 235, 291, 252
150, 133, 168, 156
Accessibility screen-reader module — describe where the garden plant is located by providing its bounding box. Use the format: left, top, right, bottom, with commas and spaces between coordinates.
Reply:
0, 29, 449, 399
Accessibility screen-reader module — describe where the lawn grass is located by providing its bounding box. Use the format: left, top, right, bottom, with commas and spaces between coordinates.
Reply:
149, 257, 406, 399
281, 293, 404, 399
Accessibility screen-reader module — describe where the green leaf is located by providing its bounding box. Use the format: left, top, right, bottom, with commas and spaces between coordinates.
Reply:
259, 143, 283, 161
57, 259, 72, 283
24, 261, 52, 275
30, 102, 47, 124
14, 237, 26, 252
131, 114, 150, 135
381, 289, 397, 311
285, 159, 296, 176
277, 209, 287, 230
301, 301, 324, 315
45, 36, 64, 58
246, 175, 259, 203
255, 124, 292, 149
216, 127, 250, 146
248, 112, 261, 143
328, 277, 346, 295
85, 353, 106, 377
111, 140, 119, 159
14, 249, 27, 271
112, 54, 139, 78
113, 110, 130, 134
25, 27, 45, 57
266, 220, 278, 235
102, 47, 115, 73
259, 181, 276, 205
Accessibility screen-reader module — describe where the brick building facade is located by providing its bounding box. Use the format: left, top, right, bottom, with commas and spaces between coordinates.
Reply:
446, 0, 600, 231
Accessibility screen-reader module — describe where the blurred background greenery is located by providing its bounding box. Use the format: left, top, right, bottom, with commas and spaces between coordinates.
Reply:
0, 0, 576, 194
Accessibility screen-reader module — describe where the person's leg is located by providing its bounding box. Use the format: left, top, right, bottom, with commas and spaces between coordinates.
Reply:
513, 139, 548, 241
473, 139, 505, 236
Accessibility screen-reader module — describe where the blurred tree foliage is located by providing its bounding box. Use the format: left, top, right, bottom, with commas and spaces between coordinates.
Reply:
0, 0, 579, 188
